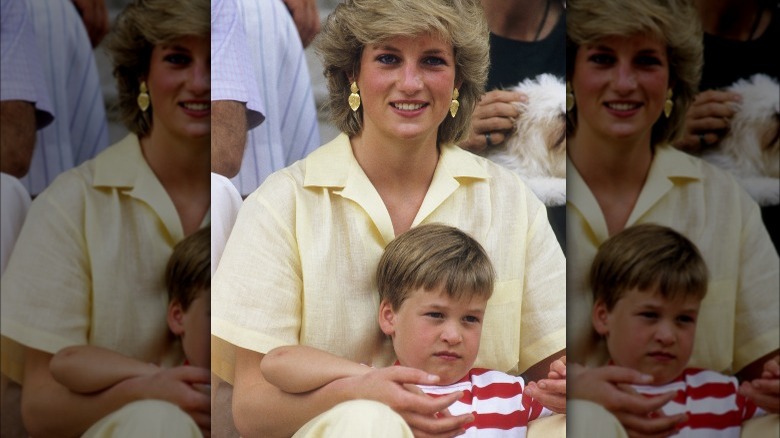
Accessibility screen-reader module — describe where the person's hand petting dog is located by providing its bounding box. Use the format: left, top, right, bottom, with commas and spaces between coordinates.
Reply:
739, 355, 780, 414
525, 355, 566, 414
674, 89, 741, 152
459, 90, 525, 152
569, 363, 688, 438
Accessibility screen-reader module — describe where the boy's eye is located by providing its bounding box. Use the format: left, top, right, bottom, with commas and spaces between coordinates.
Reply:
463, 315, 480, 324
425, 312, 444, 319
376, 54, 399, 64
639, 312, 658, 320
677, 315, 695, 324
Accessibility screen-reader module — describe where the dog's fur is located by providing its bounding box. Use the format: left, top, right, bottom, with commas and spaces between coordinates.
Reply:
700, 73, 780, 206
480, 74, 567, 206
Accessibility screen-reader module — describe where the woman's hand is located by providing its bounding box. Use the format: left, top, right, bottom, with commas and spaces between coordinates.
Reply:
526, 355, 567, 413
739, 355, 780, 413
674, 90, 741, 152
121, 365, 212, 437
349, 366, 473, 437
569, 363, 686, 438
460, 90, 525, 152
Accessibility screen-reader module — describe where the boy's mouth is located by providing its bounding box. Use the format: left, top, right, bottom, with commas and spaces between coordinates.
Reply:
433, 351, 462, 360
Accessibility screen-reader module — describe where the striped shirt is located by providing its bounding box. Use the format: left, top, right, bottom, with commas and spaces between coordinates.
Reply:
0, 0, 54, 129
632, 368, 765, 438
418, 368, 554, 437
20, 0, 109, 196
230, 0, 320, 196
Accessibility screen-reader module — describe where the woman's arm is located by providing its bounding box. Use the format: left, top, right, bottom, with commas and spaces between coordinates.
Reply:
50, 345, 160, 393
234, 346, 469, 438
261, 345, 371, 393
23, 347, 211, 438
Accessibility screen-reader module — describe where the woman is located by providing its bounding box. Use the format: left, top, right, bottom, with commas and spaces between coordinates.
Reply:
211, 0, 566, 436
0, 0, 210, 436
564, 0, 779, 436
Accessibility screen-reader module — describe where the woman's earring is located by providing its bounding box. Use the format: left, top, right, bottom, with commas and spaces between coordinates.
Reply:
137, 81, 150, 112
449, 88, 460, 118
664, 88, 673, 118
348, 82, 361, 112
566, 81, 575, 112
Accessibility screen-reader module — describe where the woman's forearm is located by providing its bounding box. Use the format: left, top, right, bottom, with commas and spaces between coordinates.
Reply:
261, 345, 370, 393
50, 345, 159, 393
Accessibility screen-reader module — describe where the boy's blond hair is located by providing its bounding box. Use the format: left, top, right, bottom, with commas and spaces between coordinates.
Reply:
165, 227, 210, 309
377, 224, 495, 310
590, 223, 708, 310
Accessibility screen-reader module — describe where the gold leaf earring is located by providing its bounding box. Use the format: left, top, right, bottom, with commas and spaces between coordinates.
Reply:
566, 81, 575, 112
137, 81, 150, 112
348, 82, 361, 112
664, 88, 673, 118
449, 88, 460, 118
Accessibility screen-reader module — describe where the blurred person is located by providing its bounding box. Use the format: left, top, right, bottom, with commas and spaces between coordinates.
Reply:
0, 0, 211, 436
565, 0, 779, 436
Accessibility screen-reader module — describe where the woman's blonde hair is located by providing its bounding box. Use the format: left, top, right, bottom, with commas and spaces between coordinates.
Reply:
104, 0, 210, 137
566, 0, 703, 146
314, 0, 489, 145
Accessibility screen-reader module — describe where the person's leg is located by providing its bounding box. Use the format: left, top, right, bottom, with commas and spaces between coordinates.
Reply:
741, 413, 779, 438
82, 399, 200, 438
567, 399, 629, 438
293, 400, 414, 438
527, 413, 566, 438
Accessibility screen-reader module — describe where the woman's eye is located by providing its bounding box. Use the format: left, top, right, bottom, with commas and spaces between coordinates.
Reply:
423, 56, 446, 66
165, 54, 190, 65
376, 54, 399, 64
636, 56, 662, 67
588, 53, 615, 65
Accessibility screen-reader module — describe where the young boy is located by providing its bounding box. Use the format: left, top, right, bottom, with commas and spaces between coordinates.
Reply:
587, 223, 773, 436
49, 226, 211, 393
261, 223, 564, 436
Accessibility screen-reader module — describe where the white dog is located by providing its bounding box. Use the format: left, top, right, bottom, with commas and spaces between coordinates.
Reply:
479, 74, 567, 206
700, 73, 780, 206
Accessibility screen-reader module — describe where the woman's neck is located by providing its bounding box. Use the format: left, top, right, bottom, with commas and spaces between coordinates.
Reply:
350, 129, 439, 236
140, 127, 210, 235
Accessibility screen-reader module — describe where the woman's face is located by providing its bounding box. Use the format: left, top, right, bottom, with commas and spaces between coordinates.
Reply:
571, 33, 669, 144
356, 33, 457, 143
146, 35, 210, 141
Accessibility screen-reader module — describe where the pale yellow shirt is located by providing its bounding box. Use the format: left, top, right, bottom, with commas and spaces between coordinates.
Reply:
567, 145, 779, 374
0, 134, 196, 383
212, 133, 566, 381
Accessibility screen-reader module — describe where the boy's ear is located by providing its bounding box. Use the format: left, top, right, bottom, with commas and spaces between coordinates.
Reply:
167, 300, 185, 336
377, 300, 396, 336
591, 299, 610, 336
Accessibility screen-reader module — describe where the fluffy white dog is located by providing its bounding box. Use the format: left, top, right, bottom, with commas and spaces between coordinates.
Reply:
700, 73, 780, 206
479, 74, 567, 206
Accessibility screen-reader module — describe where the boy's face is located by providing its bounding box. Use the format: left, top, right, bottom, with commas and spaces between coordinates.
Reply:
592, 288, 700, 385
167, 290, 211, 368
379, 286, 487, 386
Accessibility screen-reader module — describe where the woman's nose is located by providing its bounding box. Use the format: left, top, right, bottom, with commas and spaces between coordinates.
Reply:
398, 64, 423, 92
612, 62, 637, 92
189, 59, 210, 94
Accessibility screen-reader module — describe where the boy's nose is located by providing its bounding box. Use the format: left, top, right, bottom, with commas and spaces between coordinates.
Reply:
440, 323, 462, 345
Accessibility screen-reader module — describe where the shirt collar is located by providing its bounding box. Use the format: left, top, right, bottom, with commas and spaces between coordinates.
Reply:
568, 144, 703, 242
303, 133, 489, 244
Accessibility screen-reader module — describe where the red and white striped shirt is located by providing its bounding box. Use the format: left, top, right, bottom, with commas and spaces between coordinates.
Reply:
631, 368, 765, 438
417, 368, 554, 437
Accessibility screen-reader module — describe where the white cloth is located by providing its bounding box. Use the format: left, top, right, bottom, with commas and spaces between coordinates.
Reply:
210, 172, 243, 275
0, 173, 30, 274
230, 0, 320, 196
20, 0, 109, 196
